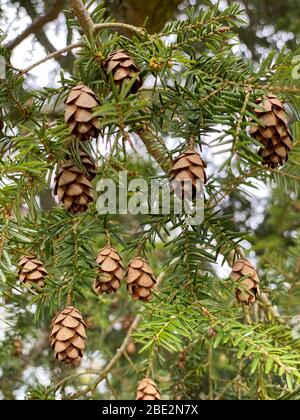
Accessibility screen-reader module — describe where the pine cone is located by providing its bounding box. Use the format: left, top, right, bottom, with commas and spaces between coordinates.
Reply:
94, 246, 125, 294
54, 162, 94, 214
78, 151, 97, 181
64, 84, 100, 140
105, 50, 141, 94
126, 257, 156, 301
230, 258, 260, 305
49, 306, 87, 366
136, 378, 160, 400
250, 95, 293, 168
170, 150, 207, 200
18, 255, 48, 288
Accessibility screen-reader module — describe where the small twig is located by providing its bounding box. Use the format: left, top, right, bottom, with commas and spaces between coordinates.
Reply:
233, 88, 251, 153
105, 230, 111, 246
243, 305, 252, 325
93, 22, 145, 36
66, 290, 74, 306
187, 136, 195, 151
20, 42, 81, 75
64, 313, 141, 399
259, 292, 283, 323
20, 23, 144, 75
208, 344, 213, 400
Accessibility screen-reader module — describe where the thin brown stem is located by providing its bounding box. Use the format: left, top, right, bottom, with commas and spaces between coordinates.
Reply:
21, 43, 81, 75
93, 22, 145, 36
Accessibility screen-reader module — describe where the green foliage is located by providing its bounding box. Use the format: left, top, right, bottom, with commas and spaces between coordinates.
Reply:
1, 0, 300, 401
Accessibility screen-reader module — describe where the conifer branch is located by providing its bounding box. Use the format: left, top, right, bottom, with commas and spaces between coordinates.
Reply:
60, 272, 165, 399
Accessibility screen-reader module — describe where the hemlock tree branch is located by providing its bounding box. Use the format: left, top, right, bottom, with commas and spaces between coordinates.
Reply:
135, 128, 286, 324
2, 0, 300, 402
64, 272, 165, 399
19, 23, 143, 74
93, 22, 145, 36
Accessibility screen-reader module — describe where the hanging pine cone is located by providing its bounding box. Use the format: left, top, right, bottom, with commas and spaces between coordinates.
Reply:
54, 162, 94, 214
126, 257, 156, 301
170, 150, 207, 200
49, 306, 87, 366
64, 84, 100, 140
104, 50, 141, 94
230, 258, 260, 305
136, 378, 160, 400
250, 94, 293, 168
94, 246, 125, 294
18, 255, 48, 288
78, 151, 97, 181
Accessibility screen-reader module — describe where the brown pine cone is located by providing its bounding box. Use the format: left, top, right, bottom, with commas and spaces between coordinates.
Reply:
170, 150, 207, 200
105, 50, 141, 94
136, 378, 160, 400
250, 94, 293, 168
94, 246, 125, 294
126, 257, 156, 302
18, 255, 48, 288
54, 162, 94, 214
78, 151, 97, 181
49, 306, 87, 366
230, 258, 260, 305
64, 84, 100, 140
